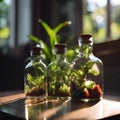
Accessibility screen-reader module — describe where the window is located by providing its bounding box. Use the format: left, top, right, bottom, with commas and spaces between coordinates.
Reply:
0, 0, 11, 48
111, 0, 120, 40
50, 0, 120, 44
1, 0, 120, 49
83, 0, 120, 43
17, 0, 32, 46
0, 0, 32, 49
83, 0, 107, 43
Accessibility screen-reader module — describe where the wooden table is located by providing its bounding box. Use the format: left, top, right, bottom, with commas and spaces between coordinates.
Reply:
0, 91, 120, 120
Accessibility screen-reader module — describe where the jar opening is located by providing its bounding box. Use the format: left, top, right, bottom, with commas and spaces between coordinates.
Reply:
79, 34, 92, 44
55, 43, 66, 54
31, 47, 42, 55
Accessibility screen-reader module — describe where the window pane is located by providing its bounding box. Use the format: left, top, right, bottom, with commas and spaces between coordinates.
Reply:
83, 0, 107, 43
111, 0, 120, 40
0, 0, 11, 48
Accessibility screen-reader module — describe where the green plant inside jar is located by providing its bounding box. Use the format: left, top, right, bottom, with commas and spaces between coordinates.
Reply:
71, 36, 103, 101
48, 63, 71, 97
25, 60, 47, 97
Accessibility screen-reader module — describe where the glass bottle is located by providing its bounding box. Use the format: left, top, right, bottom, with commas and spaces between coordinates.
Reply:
71, 34, 103, 102
47, 43, 71, 101
24, 46, 47, 105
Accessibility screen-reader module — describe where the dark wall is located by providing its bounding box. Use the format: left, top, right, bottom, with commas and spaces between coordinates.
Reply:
94, 39, 120, 95
0, 42, 34, 91
32, 0, 52, 40
0, 53, 24, 91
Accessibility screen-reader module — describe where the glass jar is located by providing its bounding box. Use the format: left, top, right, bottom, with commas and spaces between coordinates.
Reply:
47, 43, 71, 101
71, 34, 103, 102
24, 46, 47, 105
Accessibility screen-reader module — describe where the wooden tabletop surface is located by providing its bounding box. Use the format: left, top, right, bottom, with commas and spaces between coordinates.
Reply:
0, 91, 120, 120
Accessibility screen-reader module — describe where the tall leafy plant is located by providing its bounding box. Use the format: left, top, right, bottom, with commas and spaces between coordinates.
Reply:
28, 19, 72, 65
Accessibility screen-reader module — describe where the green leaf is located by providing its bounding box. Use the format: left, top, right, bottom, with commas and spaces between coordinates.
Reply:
39, 19, 72, 48
39, 39, 51, 60
81, 80, 95, 89
38, 19, 56, 48
28, 35, 41, 44
28, 34, 53, 63
66, 49, 76, 62
28, 19, 72, 65
86, 61, 94, 69
38, 19, 54, 37
88, 69, 99, 76
53, 21, 72, 34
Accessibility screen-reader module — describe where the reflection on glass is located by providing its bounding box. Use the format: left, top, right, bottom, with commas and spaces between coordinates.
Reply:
25, 100, 70, 120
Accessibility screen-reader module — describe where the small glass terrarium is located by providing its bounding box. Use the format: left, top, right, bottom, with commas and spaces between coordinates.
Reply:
24, 46, 47, 105
47, 43, 71, 101
71, 34, 103, 102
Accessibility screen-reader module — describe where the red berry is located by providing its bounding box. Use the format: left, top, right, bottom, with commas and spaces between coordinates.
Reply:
88, 84, 102, 99
84, 88, 89, 97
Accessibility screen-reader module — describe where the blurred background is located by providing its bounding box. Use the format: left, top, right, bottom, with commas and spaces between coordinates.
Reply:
0, 0, 120, 94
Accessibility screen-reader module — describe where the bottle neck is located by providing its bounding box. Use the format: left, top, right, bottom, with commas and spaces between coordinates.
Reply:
31, 55, 42, 63
79, 43, 93, 58
30, 46, 43, 63
55, 53, 66, 62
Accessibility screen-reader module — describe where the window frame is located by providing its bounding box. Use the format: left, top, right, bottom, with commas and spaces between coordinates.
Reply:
8, 0, 32, 48
81, 0, 112, 42
9, 0, 17, 48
